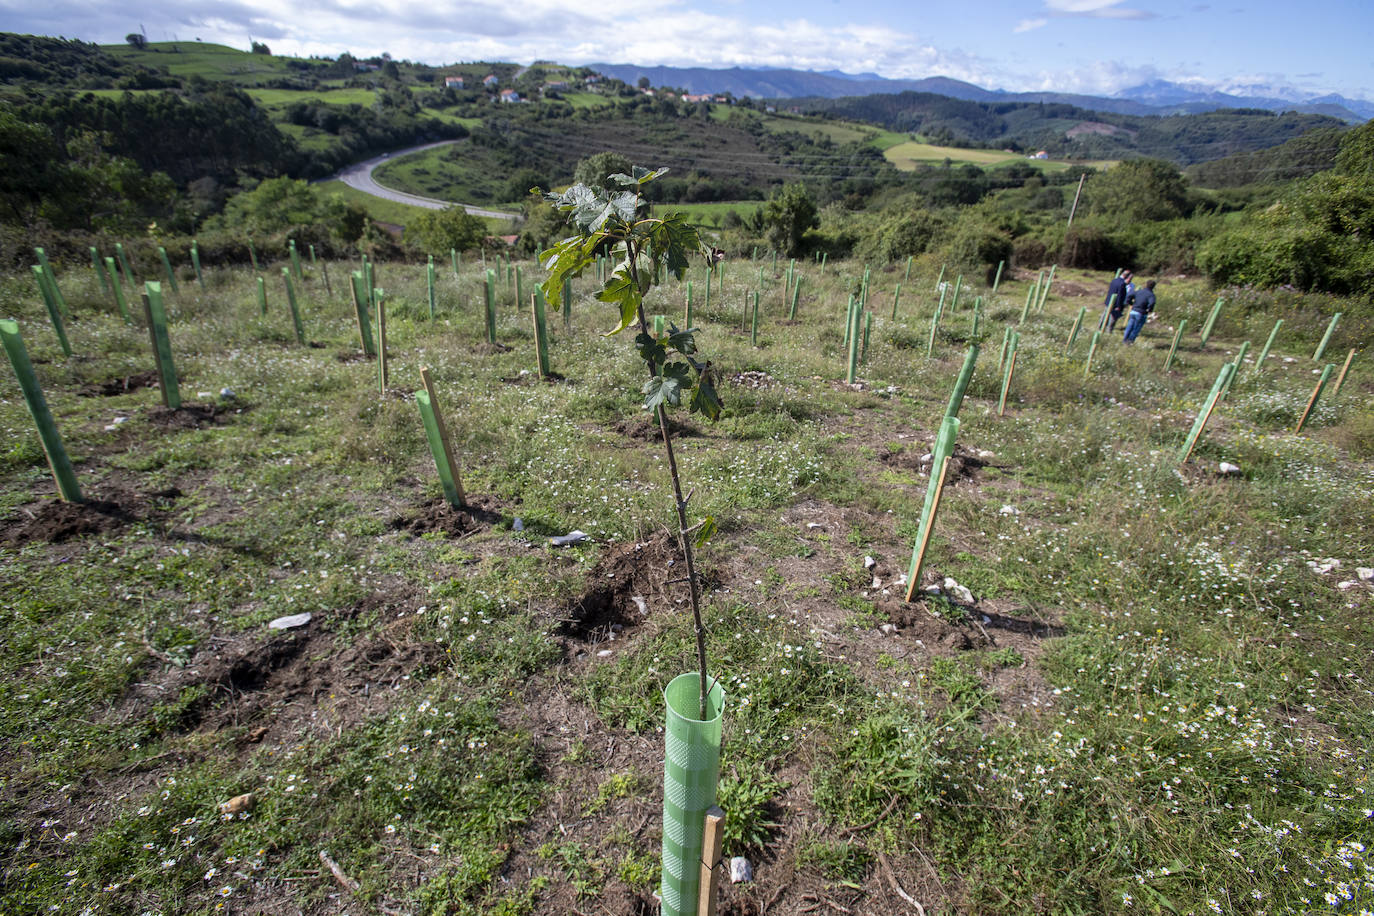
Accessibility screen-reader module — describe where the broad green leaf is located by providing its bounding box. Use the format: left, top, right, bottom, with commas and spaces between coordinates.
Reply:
693, 515, 717, 548
635, 166, 669, 184
606, 172, 638, 188
635, 330, 667, 368
689, 369, 723, 421
595, 270, 642, 335
643, 364, 691, 412
666, 326, 697, 356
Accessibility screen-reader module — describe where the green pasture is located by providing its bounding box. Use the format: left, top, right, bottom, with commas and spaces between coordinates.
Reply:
101, 41, 296, 85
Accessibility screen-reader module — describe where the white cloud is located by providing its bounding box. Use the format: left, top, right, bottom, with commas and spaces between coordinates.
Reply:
1015, 18, 1049, 32
1043, 0, 1157, 20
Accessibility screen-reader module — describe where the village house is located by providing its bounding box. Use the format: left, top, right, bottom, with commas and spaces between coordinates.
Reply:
444, 76, 464, 88
482, 74, 498, 87
499, 88, 521, 103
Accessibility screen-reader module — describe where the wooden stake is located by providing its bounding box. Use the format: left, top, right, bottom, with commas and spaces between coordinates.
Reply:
1330, 348, 1356, 399
905, 455, 952, 601
376, 290, 388, 395
697, 806, 725, 916
420, 367, 465, 507
1294, 364, 1334, 433
998, 350, 1018, 417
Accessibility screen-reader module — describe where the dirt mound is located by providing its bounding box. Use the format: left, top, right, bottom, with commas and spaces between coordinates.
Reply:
878, 443, 994, 484
500, 371, 567, 385
148, 404, 227, 429
2, 495, 142, 546
80, 370, 159, 397
389, 494, 504, 537
610, 414, 698, 442
556, 533, 682, 642
334, 349, 369, 363
473, 341, 512, 355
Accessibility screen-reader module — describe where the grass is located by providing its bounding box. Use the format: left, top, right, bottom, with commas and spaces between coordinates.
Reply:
0, 250, 1370, 915
101, 41, 296, 86
883, 141, 1075, 173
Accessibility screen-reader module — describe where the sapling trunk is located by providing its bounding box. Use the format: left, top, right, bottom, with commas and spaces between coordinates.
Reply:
1, 319, 81, 502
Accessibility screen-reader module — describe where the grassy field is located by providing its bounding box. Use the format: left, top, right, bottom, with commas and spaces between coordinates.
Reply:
884, 142, 1074, 173
0, 246, 1370, 916
247, 87, 377, 108
653, 200, 764, 227
102, 41, 298, 85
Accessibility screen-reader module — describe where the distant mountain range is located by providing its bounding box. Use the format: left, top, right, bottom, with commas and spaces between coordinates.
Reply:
588, 64, 1374, 123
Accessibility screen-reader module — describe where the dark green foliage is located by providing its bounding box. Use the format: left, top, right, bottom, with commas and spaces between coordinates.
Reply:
573, 151, 633, 189
1085, 158, 1190, 224
0, 34, 166, 88
203, 176, 366, 241
756, 183, 818, 257
406, 206, 489, 254
943, 214, 1013, 283
1186, 126, 1344, 188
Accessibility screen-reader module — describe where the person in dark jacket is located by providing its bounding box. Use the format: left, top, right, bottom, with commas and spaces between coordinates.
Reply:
1102, 269, 1132, 332
1122, 279, 1156, 343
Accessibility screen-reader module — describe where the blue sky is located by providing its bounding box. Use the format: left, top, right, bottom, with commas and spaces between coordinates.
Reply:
1, 0, 1369, 99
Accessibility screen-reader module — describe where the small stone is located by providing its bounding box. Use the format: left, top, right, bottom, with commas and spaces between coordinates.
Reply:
879, 624, 898, 636
1336, 581, 1358, 591
999, 504, 1019, 516
219, 793, 254, 815
219, 387, 236, 400
871, 576, 882, 589
596, 649, 614, 658
942, 577, 974, 604
864, 556, 876, 569
977, 449, 995, 459
268, 612, 312, 630
245, 726, 268, 743
924, 584, 942, 595
512, 517, 524, 532
1356, 567, 1373, 581
631, 596, 648, 614
806, 522, 824, 529
1218, 462, 1241, 475
729, 857, 753, 884
919, 452, 933, 463
113, 416, 129, 425
196, 391, 215, 399
104, 424, 119, 432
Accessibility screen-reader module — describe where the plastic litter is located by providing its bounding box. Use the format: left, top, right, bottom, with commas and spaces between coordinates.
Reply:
268, 612, 312, 630
550, 530, 589, 547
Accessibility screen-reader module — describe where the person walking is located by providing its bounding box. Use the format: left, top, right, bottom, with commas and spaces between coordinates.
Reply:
1101, 269, 1132, 332
1122, 279, 1156, 344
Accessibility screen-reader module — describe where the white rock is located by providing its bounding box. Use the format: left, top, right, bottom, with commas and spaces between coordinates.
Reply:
1218, 462, 1241, 475
871, 576, 882, 589
864, 556, 876, 569
1283, 357, 1295, 363
924, 584, 942, 595
268, 612, 312, 630
104, 424, 119, 432
631, 596, 648, 615
879, 623, 898, 636
894, 574, 908, 587
219, 387, 236, 399
977, 449, 995, 459
196, 390, 215, 399
942, 577, 974, 604
1336, 581, 1358, 591
1356, 567, 1373, 581
806, 522, 824, 530
113, 416, 129, 425
730, 857, 753, 883
919, 452, 933, 463
596, 649, 614, 658
999, 504, 1019, 516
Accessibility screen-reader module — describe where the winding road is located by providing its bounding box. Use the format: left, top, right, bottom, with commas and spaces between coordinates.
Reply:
332, 140, 517, 220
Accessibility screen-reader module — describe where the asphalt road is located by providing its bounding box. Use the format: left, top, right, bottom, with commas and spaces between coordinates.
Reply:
332, 140, 516, 220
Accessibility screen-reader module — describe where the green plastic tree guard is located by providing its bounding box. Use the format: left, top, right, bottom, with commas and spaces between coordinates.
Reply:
427, 257, 437, 319
750, 292, 759, 347
35, 248, 68, 317
1295, 364, 1335, 433
1083, 330, 1102, 378
105, 257, 131, 324
115, 243, 135, 288
904, 255, 913, 284
1163, 319, 1187, 371
1313, 312, 1341, 361
32, 265, 71, 357
158, 246, 179, 294
891, 283, 902, 320
1179, 362, 1235, 463
1, 320, 81, 502
191, 241, 204, 288
143, 282, 180, 409
971, 298, 982, 339
1222, 340, 1251, 400
949, 275, 962, 312
1020, 277, 1037, 324
257, 276, 268, 317
91, 246, 110, 294
532, 290, 551, 377
562, 279, 572, 328
660, 673, 725, 916
997, 326, 1011, 376
1037, 264, 1056, 313
1199, 297, 1224, 347
1254, 319, 1282, 372
349, 272, 375, 356
934, 263, 944, 292
289, 239, 303, 280
248, 239, 260, 271
904, 414, 960, 593
789, 278, 801, 320
451, 248, 459, 277
846, 301, 862, 383
484, 269, 497, 343
991, 260, 1004, 294
416, 390, 463, 507
944, 345, 980, 420
282, 269, 305, 344
862, 311, 872, 364
999, 332, 1020, 413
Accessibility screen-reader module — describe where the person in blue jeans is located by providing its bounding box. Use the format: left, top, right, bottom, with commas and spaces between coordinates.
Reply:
1122, 279, 1156, 343
1102, 269, 1132, 332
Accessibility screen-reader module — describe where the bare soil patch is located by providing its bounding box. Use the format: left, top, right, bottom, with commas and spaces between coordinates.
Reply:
388, 493, 505, 538
79, 369, 159, 397
555, 532, 683, 644
147, 404, 229, 429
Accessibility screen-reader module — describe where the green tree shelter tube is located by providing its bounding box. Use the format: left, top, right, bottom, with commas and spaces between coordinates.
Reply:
35, 247, 67, 316
32, 265, 71, 357
1313, 312, 1341, 361
944, 344, 979, 420
1254, 319, 1282, 372
661, 673, 725, 916
143, 282, 180, 409
905, 414, 960, 595
105, 258, 131, 324
1, 319, 81, 502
